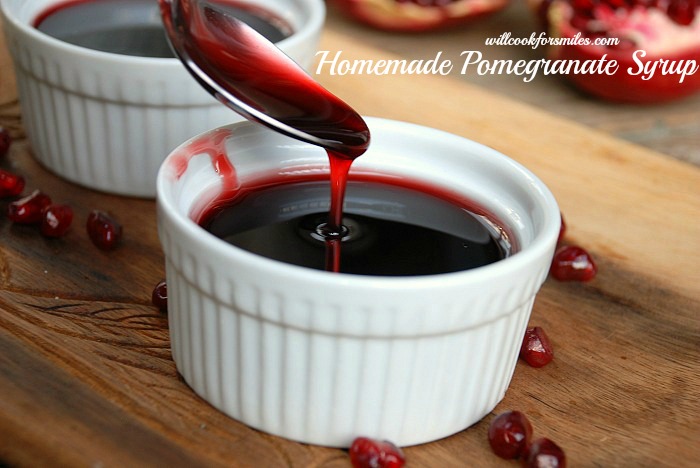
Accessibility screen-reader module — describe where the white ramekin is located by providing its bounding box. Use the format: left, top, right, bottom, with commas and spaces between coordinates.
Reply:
0, 0, 325, 197
156, 117, 561, 448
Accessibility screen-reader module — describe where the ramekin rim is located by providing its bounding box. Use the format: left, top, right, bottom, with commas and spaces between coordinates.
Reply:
156, 116, 561, 289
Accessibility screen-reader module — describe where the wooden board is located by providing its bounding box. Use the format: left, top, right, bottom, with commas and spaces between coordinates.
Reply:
0, 21, 699, 468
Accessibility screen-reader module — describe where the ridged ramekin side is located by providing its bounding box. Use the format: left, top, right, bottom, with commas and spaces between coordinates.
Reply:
160, 221, 543, 447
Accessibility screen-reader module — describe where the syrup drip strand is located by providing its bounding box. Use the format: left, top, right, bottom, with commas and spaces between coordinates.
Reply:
161, 0, 371, 272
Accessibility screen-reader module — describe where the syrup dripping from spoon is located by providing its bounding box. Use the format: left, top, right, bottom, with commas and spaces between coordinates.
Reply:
160, 0, 370, 271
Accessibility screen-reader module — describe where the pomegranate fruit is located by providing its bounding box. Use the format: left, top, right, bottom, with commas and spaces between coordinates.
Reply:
520, 326, 554, 368
0, 126, 10, 158
550, 245, 597, 281
87, 210, 123, 250
329, 0, 510, 32
8, 190, 52, 224
0, 169, 25, 198
523, 437, 567, 467
533, 0, 700, 102
487, 410, 533, 459
349, 437, 405, 468
40, 204, 74, 238
152, 280, 168, 313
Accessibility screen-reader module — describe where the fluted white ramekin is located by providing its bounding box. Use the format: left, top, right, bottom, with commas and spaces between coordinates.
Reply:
156, 117, 561, 447
0, 0, 325, 197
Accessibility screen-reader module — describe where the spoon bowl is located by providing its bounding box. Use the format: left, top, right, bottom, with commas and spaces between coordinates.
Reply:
159, 0, 370, 158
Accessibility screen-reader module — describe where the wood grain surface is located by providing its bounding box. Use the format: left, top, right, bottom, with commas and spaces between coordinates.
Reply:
1, 12, 699, 468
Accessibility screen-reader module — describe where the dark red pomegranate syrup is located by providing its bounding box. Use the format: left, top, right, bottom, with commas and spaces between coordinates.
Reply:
161, 1, 511, 274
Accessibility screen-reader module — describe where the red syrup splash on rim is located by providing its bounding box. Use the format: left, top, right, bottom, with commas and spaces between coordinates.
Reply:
160, 0, 370, 272
167, 127, 236, 221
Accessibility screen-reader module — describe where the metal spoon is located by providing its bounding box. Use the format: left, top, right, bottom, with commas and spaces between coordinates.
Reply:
158, 0, 370, 158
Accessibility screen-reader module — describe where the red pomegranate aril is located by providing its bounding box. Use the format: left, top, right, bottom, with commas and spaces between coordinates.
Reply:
40, 204, 74, 238
487, 410, 533, 459
152, 280, 168, 313
8, 190, 52, 224
523, 438, 567, 468
534, 0, 700, 102
550, 245, 597, 281
520, 326, 554, 368
349, 437, 405, 468
0, 126, 10, 158
667, 0, 696, 25
87, 210, 123, 250
0, 169, 25, 197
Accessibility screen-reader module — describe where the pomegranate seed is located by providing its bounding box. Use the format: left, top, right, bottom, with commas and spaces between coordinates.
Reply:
86, 210, 123, 250
0, 169, 25, 197
523, 438, 567, 468
7, 190, 52, 224
0, 126, 10, 158
520, 326, 554, 368
487, 411, 533, 459
40, 204, 74, 238
550, 245, 597, 281
349, 437, 405, 468
152, 280, 168, 313
667, 0, 696, 25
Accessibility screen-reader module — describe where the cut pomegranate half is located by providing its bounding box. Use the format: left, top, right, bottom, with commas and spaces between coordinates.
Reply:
533, 0, 700, 102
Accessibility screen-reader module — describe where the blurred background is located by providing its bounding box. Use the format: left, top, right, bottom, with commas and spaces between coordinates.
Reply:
325, 1, 700, 166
